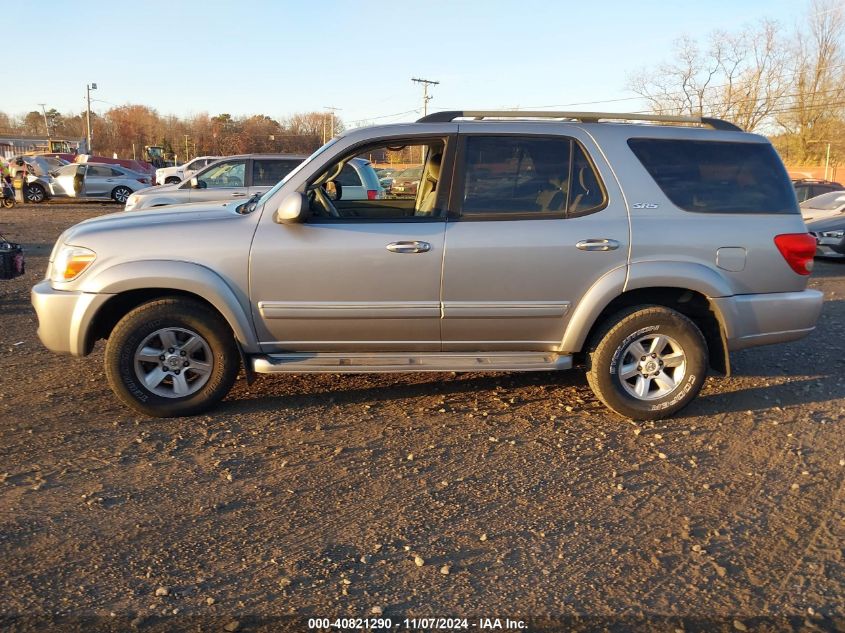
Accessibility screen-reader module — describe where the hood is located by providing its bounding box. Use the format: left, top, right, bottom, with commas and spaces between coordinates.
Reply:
806, 213, 845, 232
64, 200, 245, 244
135, 181, 181, 195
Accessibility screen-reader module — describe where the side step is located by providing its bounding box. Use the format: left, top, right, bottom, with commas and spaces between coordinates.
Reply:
252, 352, 572, 374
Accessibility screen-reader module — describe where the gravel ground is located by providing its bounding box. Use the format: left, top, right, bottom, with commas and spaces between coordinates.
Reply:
0, 203, 843, 632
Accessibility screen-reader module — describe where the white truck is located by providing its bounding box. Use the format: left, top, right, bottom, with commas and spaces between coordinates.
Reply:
155, 155, 220, 185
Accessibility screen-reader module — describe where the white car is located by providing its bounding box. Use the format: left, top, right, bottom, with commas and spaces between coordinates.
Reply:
800, 191, 845, 222
155, 156, 220, 185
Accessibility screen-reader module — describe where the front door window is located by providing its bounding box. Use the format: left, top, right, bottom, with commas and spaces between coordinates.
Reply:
196, 161, 246, 188
308, 139, 448, 219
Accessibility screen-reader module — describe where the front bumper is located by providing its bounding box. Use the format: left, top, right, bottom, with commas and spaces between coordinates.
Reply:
711, 289, 824, 351
31, 281, 112, 356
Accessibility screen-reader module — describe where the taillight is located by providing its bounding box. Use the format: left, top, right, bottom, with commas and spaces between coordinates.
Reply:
367, 189, 378, 200
774, 233, 816, 275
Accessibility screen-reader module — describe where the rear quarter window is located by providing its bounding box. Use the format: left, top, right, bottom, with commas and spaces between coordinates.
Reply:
628, 139, 798, 214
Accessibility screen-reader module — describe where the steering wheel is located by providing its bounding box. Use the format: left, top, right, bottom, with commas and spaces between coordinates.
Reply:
311, 186, 341, 218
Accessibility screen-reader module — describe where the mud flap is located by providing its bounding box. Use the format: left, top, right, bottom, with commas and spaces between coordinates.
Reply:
237, 340, 256, 385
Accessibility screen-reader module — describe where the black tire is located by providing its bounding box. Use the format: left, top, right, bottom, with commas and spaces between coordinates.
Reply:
24, 183, 46, 203
112, 186, 133, 204
164, 177, 181, 184
585, 306, 708, 420
104, 298, 239, 417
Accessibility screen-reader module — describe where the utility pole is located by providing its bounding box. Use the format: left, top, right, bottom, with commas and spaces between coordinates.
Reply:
411, 77, 439, 117
184, 135, 190, 163
323, 106, 341, 143
38, 104, 50, 137
86, 83, 97, 155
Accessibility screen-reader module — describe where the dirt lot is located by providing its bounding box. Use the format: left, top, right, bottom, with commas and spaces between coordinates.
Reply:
0, 203, 843, 632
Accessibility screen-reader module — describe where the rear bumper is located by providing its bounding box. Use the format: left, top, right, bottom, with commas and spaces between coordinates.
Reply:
31, 280, 112, 356
712, 289, 824, 351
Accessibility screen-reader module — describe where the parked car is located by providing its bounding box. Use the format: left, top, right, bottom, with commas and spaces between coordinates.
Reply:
375, 167, 397, 192
5, 156, 71, 203
807, 215, 845, 258
792, 178, 843, 203
334, 157, 384, 200
75, 154, 155, 178
32, 110, 822, 421
155, 155, 221, 185
799, 191, 845, 222
124, 154, 306, 211
6, 154, 69, 177
390, 166, 423, 197
44, 163, 152, 203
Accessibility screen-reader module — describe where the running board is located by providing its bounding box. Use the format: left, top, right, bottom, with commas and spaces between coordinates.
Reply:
252, 352, 572, 374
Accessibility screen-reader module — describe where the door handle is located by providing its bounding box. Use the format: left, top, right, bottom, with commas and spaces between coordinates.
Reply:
386, 241, 431, 254
576, 239, 620, 252
231, 192, 247, 197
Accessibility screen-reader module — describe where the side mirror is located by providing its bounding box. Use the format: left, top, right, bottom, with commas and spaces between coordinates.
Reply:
190, 176, 206, 189
275, 192, 308, 224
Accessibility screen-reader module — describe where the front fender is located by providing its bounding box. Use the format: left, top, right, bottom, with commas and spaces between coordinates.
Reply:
80, 260, 259, 351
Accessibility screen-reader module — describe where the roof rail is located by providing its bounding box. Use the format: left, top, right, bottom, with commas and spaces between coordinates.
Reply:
416, 110, 743, 132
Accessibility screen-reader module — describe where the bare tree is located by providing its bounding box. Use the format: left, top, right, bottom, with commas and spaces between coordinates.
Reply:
776, 0, 845, 163
629, 20, 789, 131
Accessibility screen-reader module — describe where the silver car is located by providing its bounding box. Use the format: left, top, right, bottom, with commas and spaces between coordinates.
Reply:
125, 154, 306, 211
799, 191, 845, 223
47, 163, 152, 203
31, 110, 822, 420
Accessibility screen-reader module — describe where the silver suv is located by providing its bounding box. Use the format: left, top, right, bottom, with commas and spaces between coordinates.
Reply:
31, 111, 823, 420
125, 154, 306, 211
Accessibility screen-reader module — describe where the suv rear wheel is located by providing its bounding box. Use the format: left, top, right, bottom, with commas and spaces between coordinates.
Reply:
586, 306, 707, 420
104, 298, 239, 417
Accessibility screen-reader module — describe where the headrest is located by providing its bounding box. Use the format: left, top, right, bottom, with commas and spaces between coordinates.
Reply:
427, 153, 442, 181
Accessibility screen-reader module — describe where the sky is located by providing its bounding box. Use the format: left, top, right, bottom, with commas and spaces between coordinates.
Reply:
7, 0, 814, 128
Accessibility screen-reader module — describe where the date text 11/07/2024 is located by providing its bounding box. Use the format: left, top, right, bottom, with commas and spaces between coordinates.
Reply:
307, 617, 527, 630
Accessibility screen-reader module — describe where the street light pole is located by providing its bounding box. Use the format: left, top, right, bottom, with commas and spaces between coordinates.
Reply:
86, 83, 97, 155
323, 106, 341, 142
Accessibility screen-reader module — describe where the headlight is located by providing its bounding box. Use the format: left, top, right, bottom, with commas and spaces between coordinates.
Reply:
820, 230, 845, 239
51, 246, 96, 282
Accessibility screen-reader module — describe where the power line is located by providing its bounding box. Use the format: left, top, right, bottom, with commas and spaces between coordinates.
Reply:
508, 61, 845, 111
346, 108, 422, 126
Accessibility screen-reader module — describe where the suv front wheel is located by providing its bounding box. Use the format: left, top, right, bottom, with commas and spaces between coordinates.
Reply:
586, 306, 708, 420
105, 298, 239, 417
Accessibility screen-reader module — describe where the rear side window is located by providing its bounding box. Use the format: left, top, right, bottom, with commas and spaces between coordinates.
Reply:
87, 165, 114, 177
252, 160, 298, 186
461, 136, 606, 217
337, 164, 362, 187
628, 139, 797, 214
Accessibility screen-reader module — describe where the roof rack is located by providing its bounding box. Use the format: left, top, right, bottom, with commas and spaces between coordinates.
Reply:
416, 110, 743, 132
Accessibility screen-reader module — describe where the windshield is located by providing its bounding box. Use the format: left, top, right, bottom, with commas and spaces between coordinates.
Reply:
253, 137, 342, 208
800, 191, 845, 210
